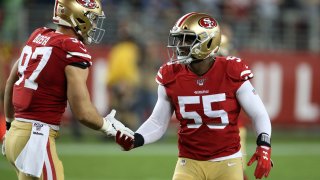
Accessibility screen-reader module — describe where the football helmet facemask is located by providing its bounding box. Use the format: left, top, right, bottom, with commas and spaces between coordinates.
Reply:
167, 12, 221, 64
53, 0, 105, 44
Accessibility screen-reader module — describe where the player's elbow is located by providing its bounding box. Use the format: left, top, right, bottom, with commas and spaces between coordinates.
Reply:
73, 108, 91, 124
5, 75, 17, 90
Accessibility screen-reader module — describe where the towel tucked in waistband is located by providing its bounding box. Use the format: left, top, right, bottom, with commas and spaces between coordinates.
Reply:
15, 122, 50, 178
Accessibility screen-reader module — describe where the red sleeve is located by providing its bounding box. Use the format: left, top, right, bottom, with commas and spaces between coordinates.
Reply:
226, 56, 253, 81
61, 38, 92, 67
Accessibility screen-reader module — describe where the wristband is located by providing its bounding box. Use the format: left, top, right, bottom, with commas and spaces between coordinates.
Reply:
100, 118, 109, 132
6, 122, 11, 131
5, 117, 13, 131
257, 133, 271, 147
133, 133, 144, 148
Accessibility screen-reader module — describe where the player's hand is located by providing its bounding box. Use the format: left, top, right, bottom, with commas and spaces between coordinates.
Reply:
247, 146, 273, 179
1, 131, 7, 156
116, 130, 134, 151
100, 109, 134, 137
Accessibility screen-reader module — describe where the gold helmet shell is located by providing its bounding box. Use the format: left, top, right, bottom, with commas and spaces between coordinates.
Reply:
168, 12, 221, 64
53, 0, 105, 44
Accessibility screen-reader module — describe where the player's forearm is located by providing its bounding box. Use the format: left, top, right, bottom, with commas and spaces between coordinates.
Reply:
136, 85, 173, 145
136, 117, 168, 145
68, 93, 103, 130
74, 103, 103, 130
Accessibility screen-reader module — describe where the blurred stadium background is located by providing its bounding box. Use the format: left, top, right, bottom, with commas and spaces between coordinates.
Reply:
0, 0, 319, 179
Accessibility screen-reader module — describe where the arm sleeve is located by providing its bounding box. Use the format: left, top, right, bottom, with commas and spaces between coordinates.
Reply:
136, 85, 174, 144
236, 81, 272, 137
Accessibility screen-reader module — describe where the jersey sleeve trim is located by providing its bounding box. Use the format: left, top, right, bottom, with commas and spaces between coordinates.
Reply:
240, 70, 251, 77
157, 71, 163, 79
155, 78, 163, 85
156, 70, 164, 85
240, 70, 253, 80
66, 52, 92, 59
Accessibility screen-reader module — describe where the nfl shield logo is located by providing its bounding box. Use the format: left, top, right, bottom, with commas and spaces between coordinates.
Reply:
34, 123, 43, 131
197, 78, 206, 86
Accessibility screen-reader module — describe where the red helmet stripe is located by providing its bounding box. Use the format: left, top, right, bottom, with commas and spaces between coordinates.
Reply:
177, 12, 197, 26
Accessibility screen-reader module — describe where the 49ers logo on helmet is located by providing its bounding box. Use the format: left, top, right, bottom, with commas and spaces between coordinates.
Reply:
76, 0, 98, 9
198, 17, 217, 29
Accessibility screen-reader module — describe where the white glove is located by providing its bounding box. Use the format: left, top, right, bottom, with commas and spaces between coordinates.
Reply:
1, 131, 7, 156
100, 109, 134, 138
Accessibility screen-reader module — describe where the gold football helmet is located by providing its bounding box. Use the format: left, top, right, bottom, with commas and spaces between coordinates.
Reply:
168, 12, 221, 64
53, 0, 105, 44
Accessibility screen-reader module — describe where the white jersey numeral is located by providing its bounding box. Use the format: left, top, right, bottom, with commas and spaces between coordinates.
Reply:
178, 94, 229, 129
15, 45, 53, 90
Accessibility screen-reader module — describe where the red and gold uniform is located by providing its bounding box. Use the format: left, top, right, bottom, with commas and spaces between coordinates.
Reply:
156, 56, 253, 161
6, 27, 91, 180
13, 27, 91, 125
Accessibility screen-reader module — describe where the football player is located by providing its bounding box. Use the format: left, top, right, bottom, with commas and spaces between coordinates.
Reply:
116, 12, 273, 180
2, 0, 133, 179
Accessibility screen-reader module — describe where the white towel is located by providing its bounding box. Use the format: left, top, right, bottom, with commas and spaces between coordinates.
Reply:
15, 122, 50, 178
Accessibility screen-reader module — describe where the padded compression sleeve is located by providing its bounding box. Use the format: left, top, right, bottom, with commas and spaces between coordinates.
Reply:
136, 85, 174, 144
236, 81, 272, 137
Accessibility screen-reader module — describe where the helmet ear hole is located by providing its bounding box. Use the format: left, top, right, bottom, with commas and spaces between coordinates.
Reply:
207, 39, 213, 49
77, 18, 85, 24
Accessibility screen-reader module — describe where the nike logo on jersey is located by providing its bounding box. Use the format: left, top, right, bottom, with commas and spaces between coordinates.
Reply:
180, 159, 187, 166
227, 162, 236, 167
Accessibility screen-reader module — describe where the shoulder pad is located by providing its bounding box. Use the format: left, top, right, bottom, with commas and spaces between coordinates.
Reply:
155, 63, 183, 85
225, 56, 253, 81
27, 27, 48, 44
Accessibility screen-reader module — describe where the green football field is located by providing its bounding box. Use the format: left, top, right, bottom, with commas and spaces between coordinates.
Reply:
1, 131, 319, 180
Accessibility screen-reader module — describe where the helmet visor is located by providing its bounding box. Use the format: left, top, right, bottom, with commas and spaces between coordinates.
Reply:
167, 32, 197, 64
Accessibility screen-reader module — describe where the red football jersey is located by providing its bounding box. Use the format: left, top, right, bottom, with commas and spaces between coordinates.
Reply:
156, 56, 253, 160
13, 27, 92, 125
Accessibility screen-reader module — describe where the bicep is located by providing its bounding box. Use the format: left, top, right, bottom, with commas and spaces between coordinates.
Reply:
65, 65, 90, 113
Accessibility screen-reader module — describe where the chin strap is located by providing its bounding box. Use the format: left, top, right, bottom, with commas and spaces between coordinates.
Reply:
208, 46, 220, 58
